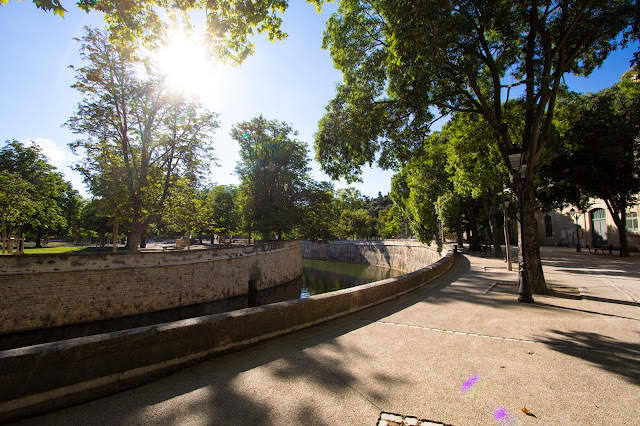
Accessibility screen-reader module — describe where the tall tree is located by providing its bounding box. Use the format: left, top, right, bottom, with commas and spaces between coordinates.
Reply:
203, 184, 239, 243
232, 115, 310, 240
67, 28, 219, 251
390, 132, 452, 245
0, 170, 36, 238
316, 0, 638, 294
0, 140, 69, 246
295, 180, 339, 242
545, 72, 640, 256
445, 113, 509, 257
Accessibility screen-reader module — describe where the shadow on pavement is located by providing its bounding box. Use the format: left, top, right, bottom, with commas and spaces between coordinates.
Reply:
15, 255, 466, 425
531, 301, 640, 321
537, 330, 640, 386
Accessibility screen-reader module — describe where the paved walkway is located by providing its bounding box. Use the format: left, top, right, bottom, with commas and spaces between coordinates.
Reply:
13, 247, 640, 425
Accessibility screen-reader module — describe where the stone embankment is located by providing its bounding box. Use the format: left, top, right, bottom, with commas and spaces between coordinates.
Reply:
0, 242, 301, 334
0, 240, 453, 423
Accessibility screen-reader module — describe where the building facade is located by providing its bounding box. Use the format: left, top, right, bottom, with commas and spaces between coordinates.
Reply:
537, 200, 640, 251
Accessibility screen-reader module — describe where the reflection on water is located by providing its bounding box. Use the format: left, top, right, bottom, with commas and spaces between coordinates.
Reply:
301, 258, 403, 298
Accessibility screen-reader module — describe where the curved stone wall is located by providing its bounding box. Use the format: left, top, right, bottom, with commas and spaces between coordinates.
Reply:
0, 242, 302, 334
0, 242, 454, 422
301, 239, 441, 272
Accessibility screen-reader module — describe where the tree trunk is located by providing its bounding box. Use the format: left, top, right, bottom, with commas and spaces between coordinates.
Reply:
484, 193, 503, 259
618, 225, 630, 257
604, 201, 630, 257
468, 215, 480, 251
35, 231, 43, 248
455, 221, 464, 247
129, 221, 144, 253
112, 221, 118, 253
523, 180, 548, 295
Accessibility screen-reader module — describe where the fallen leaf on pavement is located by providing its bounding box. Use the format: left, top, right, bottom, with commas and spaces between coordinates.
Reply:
522, 406, 537, 418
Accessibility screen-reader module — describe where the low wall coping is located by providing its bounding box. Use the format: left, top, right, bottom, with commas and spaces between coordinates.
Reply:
0, 244, 454, 422
0, 241, 296, 275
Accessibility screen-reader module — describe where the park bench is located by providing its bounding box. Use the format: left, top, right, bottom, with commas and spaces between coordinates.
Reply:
480, 244, 492, 255
587, 243, 612, 255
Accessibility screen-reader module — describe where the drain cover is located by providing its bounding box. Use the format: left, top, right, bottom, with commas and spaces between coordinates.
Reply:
377, 412, 452, 426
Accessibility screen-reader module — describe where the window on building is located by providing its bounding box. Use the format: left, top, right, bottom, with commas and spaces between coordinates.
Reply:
544, 215, 553, 237
627, 212, 639, 233
591, 208, 608, 245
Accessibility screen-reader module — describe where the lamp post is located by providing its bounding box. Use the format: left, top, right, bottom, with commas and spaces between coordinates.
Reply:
498, 187, 512, 271
567, 208, 581, 252
502, 199, 512, 271
508, 149, 534, 303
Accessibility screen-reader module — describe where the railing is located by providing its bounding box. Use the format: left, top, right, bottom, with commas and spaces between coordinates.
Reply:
0, 237, 25, 254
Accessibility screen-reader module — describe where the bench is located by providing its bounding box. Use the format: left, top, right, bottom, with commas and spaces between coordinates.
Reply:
587, 243, 612, 255
480, 244, 492, 255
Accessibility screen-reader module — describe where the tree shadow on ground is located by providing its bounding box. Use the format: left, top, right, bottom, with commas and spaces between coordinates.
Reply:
15, 255, 473, 425
16, 332, 383, 425
15, 252, 636, 424
537, 330, 640, 386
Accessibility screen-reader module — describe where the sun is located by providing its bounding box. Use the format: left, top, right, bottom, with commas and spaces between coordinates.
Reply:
154, 30, 217, 95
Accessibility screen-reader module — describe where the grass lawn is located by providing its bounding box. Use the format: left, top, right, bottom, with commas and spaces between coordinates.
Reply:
22, 246, 95, 254
21, 246, 129, 254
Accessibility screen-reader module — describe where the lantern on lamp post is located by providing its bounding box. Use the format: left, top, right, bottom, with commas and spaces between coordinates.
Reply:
508, 148, 534, 303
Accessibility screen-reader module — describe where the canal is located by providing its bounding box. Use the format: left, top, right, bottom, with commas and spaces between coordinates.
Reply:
1, 260, 402, 350
301, 258, 403, 297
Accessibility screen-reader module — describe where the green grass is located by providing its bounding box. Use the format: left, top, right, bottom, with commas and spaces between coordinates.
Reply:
22, 246, 94, 254
21, 246, 130, 254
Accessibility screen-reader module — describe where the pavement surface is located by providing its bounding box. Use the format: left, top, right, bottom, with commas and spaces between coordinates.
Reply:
11, 247, 640, 425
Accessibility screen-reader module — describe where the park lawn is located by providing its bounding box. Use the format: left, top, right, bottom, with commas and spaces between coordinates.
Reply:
23, 246, 94, 254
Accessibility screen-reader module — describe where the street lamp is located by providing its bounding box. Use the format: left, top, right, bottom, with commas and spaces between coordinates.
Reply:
567, 208, 582, 252
498, 187, 512, 271
508, 149, 534, 303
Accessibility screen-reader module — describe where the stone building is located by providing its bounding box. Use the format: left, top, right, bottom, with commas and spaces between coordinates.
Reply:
536, 200, 640, 251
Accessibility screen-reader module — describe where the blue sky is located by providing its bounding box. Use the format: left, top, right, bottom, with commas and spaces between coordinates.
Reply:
0, 2, 637, 199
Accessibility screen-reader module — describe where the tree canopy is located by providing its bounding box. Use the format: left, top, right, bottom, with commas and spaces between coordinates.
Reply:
315, 0, 638, 294
543, 70, 640, 256
7, 0, 324, 64
232, 115, 310, 240
0, 140, 80, 245
67, 27, 219, 251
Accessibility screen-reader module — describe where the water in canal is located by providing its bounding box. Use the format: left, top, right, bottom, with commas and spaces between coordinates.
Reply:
301, 258, 403, 298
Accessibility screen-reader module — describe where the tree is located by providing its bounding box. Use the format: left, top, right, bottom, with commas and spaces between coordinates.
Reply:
546, 73, 640, 256
435, 192, 465, 248
0, 140, 70, 246
162, 178, 204, 245
295, 180, 339, 242
445, 113, 509, 257
67, 28, 219, 252
80, 198, 113, 248
232, 115, 310, 241
0, 170, 37, 238
203, 184, 239, 243
316, 0, 638, 294
58, 181, 85, 242
7, 0, 294, 64
377, 203, 402, 239
389, 132, 453, 245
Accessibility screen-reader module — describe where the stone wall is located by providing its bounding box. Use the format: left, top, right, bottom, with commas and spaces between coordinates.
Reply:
0, 242, 302, 334
301, 239, 441, 272
0, 247, 455, 423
